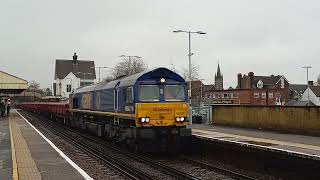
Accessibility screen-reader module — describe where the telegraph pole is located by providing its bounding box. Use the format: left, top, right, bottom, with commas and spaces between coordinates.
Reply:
302, 66, 312, 106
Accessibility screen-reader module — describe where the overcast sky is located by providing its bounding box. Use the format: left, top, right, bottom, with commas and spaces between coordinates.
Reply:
1, 0, 319, 88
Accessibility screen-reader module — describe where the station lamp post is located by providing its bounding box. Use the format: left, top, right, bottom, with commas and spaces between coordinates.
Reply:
173, 30, 206, 123
91, 66, 110, 83
172, 30, 206, 100
302, 66, 312, 106
119, 55, 142, 60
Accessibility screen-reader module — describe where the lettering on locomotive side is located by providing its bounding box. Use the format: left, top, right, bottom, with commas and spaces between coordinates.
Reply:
82, 93, 92, 109
152, 108, 172, 112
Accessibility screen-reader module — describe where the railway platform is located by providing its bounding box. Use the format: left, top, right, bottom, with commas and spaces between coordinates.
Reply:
192, 124, 320, 161
0, 110, 92, 180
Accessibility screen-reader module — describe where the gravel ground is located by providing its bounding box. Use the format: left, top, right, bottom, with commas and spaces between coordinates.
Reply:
157, 158, 236, 180
187, 154, 278, 180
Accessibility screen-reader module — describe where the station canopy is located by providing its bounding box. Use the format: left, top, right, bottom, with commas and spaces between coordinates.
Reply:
0, 70, 28, 95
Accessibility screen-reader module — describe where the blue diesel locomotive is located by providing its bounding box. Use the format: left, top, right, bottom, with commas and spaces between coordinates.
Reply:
69, 67, 191, 152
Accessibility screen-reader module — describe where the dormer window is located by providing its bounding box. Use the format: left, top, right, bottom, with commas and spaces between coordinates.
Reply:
257, 80, 263, 89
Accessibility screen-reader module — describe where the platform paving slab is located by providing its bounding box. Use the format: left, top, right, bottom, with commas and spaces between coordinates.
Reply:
10, 110, 88, 180
192, 124, 320, 160
0, 116, 12, 180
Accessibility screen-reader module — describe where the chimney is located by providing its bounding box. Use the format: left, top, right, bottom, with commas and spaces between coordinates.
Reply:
248, 72, 254, 88
237, 73, 242, 89
73, 52, 78, 64
308, 81, 314, 86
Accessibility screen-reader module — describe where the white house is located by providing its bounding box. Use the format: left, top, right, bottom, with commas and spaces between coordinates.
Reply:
52, 72, 81, 98
52, 53, 96, 98
301, 86, 320, 106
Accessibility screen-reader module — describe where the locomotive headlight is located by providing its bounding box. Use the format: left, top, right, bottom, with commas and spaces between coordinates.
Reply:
160, 78, 166, 83
176, 117, 185, 122
140, 117, 150, 123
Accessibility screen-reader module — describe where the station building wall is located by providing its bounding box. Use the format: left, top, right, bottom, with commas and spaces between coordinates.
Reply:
211, 105, 320, 135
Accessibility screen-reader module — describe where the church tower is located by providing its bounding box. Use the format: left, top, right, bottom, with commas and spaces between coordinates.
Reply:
215, 63, 223, 90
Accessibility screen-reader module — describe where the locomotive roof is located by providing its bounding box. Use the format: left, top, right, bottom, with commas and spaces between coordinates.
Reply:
72, 84, 96, 94
72, 67, 185, 93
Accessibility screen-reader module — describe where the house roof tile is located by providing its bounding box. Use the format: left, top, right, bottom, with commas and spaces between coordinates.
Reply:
54, 59, 96, 80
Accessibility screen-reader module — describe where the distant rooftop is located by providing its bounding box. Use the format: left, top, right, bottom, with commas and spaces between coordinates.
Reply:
310, 86, 320, 97
54, 54, 96, 80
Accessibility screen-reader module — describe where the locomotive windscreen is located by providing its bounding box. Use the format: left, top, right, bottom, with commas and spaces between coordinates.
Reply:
139, 85, 160, 102
164, 85, 185, 101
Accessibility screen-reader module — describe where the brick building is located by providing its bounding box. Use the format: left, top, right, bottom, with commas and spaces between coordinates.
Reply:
204, 72, 290, 106
187, 80, 216, 107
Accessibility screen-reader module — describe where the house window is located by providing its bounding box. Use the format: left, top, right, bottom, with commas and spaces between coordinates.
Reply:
224, 94, 228, 98
269, 93, 273, 98
276, 97, 281, 105
66, 85, 72, 92
262, 92, 266, 99
257, 80, 263, 89
254, 92, 259, 98
233, 92, 239, 98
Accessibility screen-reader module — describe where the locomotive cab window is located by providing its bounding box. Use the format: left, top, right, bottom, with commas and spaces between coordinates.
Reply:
125, 87, 134, 103
164, 85, 185, 101
139, 85, 160, 102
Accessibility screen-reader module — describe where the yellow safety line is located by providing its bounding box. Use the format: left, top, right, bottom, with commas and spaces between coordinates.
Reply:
70, 109, 136, 118
9, 116, 19, 180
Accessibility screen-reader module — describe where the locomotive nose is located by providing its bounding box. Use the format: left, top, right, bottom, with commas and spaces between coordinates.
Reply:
136, 102, 189, 127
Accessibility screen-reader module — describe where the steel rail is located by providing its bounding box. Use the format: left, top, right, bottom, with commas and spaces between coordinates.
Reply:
179, 155, 258, 180
57, 121, 200, 180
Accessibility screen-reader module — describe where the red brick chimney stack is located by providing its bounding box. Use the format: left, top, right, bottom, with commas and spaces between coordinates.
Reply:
248, 72, 254, 88
237, 73, 242, 89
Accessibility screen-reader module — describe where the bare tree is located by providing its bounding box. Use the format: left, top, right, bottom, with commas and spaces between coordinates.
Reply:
44, 88, 52, 96
317, 74, 320, 86
26, 80, 45, 96
103, 76, 116, 83
27, 80, 40, 91
112, 57, 147, 78
181, 63, 200, 81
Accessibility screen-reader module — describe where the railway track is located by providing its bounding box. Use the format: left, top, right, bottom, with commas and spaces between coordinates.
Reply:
21, 110, 199, 180
75, 129, 258, 180
178, 156, 257, 180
